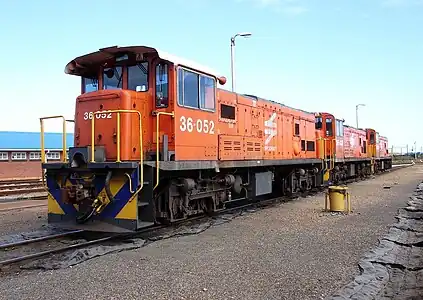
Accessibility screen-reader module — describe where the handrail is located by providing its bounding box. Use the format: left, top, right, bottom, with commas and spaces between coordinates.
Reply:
153, 111, 175, 190
39, 116, 74, 187
330, 139, 336, 170
91, 109, 144, 198
322, 138, 336, 172
39, 116, 74, 164
323, 138, 327, 171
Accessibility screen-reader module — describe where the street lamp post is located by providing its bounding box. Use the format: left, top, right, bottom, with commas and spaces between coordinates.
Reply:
230, 32, 252, 92
355, 104, 365, 128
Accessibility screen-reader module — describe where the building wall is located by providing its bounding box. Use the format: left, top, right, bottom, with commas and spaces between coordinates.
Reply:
0, 150, 65, 179
0, 161, 43, 179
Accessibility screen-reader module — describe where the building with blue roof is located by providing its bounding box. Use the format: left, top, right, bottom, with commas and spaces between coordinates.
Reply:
0, 132, 74, 177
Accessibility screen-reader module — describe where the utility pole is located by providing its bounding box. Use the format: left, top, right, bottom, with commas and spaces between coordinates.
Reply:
230, 32, 252, 92
355, 104, 365, 128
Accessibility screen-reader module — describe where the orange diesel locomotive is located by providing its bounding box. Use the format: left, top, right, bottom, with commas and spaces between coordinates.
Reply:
41, 45, 392, 232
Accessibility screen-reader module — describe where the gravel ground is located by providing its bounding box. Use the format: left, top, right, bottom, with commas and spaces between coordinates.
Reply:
0, 205, 46, 237
0, 165, 422, 300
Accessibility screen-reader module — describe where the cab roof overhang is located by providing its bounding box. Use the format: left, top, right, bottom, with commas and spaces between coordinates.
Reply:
64, 45, 225, 82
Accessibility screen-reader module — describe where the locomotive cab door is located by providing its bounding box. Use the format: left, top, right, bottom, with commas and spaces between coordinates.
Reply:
152, 59, 174, 162
323, 115, 336, 181
366, 129, 377, 174
366, 129, 376, 158
324, 116, 335, 159
293, 117, 301, 157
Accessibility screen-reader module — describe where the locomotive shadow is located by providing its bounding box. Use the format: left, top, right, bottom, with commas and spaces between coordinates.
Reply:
16, 190, 322, 272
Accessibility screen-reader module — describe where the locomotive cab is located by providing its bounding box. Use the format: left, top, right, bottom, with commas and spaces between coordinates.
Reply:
68, 48, 174, 163
315, 112, 337, 182
40, 45, 227, 232
315, 113, 336, 159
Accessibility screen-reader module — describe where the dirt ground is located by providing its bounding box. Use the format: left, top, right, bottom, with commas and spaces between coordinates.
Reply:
0, 165, 421, 300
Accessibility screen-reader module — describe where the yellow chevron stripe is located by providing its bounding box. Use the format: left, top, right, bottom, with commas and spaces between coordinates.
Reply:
98, 176, 127, 202
116, 197, 137, 219
47, 192, 64, 215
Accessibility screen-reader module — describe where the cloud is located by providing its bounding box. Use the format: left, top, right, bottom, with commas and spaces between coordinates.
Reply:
236, 0, 308, 14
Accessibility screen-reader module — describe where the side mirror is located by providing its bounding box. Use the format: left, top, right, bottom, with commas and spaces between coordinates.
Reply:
105, 68, 114, 79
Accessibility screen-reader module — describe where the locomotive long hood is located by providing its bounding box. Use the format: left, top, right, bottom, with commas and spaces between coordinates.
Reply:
64, 45, 226, 84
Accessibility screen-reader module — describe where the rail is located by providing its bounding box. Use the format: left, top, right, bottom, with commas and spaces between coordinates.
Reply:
91, 109, 144, 196
153, 111, 175, 190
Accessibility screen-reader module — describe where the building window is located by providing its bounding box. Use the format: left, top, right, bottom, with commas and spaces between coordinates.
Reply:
30, 152, 41, 160
46, 152, 61, 160
177, 68, 216, 111
0, 152, 8, 161
11, 152, 27, 160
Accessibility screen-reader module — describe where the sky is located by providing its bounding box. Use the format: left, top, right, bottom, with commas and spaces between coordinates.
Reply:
0, 0, 421, 151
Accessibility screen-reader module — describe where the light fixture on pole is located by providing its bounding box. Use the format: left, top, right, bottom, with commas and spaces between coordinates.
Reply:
230, 32, 252, 92
355, 104, 365, 128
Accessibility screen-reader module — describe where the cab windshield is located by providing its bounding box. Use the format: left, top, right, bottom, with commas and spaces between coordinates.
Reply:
81, 60, 150, 93
128, 62, 148, 91
103, 67, 123, 90
101, 62, 149, 91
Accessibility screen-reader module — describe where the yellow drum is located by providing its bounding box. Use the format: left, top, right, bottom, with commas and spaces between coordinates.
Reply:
325, 186, 351, 213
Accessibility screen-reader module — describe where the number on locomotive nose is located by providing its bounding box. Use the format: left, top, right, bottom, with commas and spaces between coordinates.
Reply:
83, 112, 112, 120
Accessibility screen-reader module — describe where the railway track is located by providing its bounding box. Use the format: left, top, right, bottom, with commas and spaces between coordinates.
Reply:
0, 165, 411, 270
0, 229, 114, 267
0, 178, 45, 197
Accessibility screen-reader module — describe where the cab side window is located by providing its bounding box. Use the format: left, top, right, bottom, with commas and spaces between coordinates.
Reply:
335, 120, 344, 137
370, 133, 375, 144
156, 63, 168, 108
315, 117, 322, 129
178, 68, 215, 111
325, 118, 333, 137
82, 76, 98, 93
199, 76, 215, 110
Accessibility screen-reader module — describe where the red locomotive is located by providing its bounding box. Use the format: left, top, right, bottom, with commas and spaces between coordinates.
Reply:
40, 45, 392, 232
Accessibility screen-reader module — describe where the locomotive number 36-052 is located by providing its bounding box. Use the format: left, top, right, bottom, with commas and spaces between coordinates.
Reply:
83, 111, 112, 120
179, 116, 215, 134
